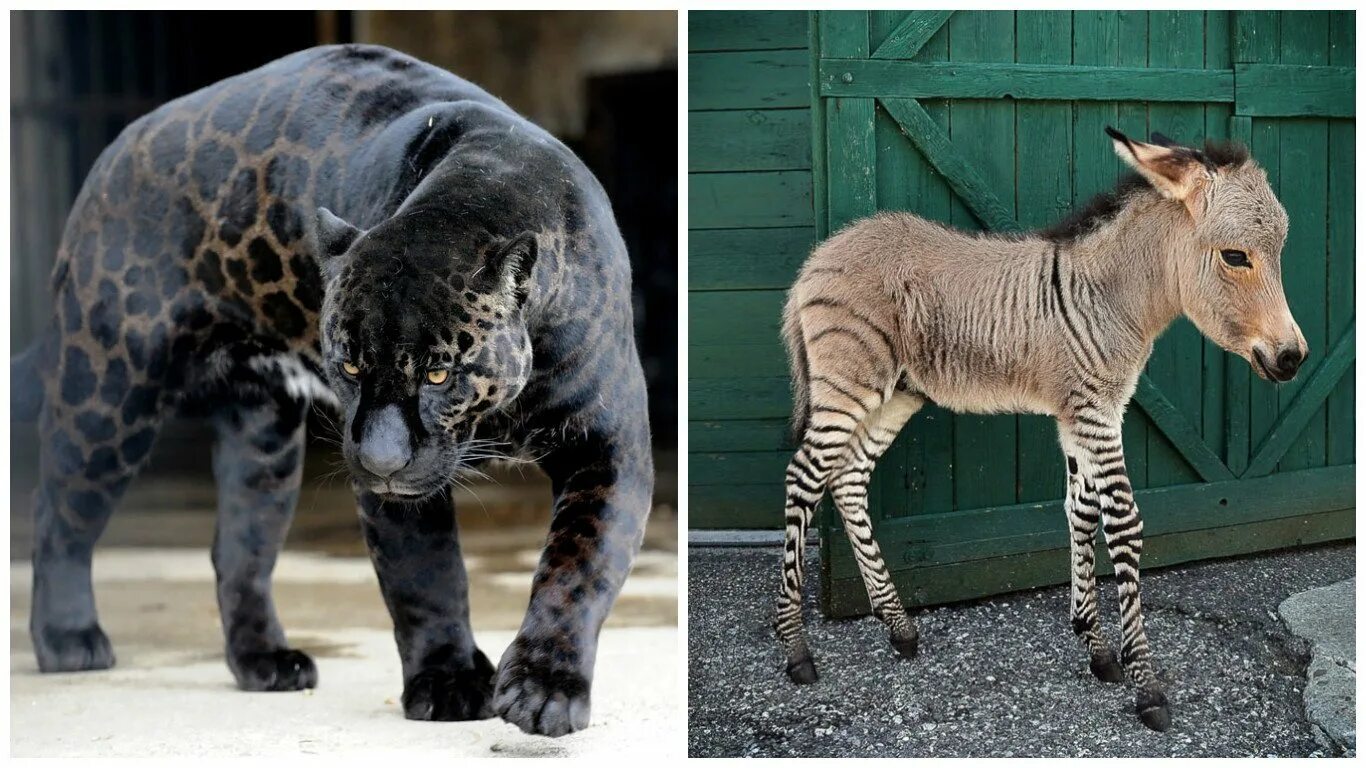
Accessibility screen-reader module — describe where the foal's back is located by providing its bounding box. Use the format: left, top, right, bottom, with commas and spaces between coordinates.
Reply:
790, 211, 1065, 416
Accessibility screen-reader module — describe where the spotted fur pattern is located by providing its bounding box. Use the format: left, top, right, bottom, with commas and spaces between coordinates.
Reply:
776, 128, 1302, 733
16, 45, 652, 738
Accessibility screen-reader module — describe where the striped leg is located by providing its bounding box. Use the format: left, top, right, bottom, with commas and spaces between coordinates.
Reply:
829, 392, 922, 659
776, 381, 882, 684
1060, 412, 1171, 732
1061, 448, 1123, 683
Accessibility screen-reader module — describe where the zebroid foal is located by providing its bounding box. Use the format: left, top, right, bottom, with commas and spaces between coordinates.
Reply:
777, 127, 1304, 732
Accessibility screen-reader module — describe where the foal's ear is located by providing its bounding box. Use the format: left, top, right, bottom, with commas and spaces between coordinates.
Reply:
1106, 126, 1212, 210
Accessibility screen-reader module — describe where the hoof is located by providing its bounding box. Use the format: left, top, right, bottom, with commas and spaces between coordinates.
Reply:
34, 625, 115, 673
890, 632, 919, 660
232, 648, 318, 692
1136, 689, 1171, 732
785, 655, 818, 684
1089, 648, 1124, 683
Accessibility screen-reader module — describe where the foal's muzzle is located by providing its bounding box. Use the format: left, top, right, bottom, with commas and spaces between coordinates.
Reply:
1252, 343, 1306, 383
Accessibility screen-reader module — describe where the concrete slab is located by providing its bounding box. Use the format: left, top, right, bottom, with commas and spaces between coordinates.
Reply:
1280, 578, 1356, 755
11, 547, 680, 757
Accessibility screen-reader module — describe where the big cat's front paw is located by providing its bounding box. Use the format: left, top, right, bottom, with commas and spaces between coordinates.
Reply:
231, 648, 318, 692
493, 642, 591, 737
402, 649, 497, 722
34, 624, 115, 673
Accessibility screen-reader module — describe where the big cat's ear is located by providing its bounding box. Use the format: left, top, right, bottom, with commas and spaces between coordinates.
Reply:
488, 232, 539, 308
1106, 126, 1213, 211
309, 207, 364, 270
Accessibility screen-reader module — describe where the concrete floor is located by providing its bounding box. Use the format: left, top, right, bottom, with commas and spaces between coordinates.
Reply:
10, 435, 680, 757
11, 544, 679, 757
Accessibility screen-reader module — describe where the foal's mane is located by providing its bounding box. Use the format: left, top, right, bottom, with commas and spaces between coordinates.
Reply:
1039, 138, 1251, 244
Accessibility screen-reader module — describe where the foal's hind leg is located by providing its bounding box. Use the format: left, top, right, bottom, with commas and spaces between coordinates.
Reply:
776, 383, 882, 684
210, 388, 317, 691
829, 392, 922, 659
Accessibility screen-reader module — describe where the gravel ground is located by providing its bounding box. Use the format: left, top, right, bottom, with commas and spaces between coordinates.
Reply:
688, 543, 1353, 758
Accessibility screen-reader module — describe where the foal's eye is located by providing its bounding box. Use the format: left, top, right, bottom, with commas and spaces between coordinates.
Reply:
425, 369, 450, 386
341, 361, 361, 377
1220, 249, 1251, 268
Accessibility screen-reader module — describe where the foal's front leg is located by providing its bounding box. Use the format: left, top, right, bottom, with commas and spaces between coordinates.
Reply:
1059, 413, 1171, 732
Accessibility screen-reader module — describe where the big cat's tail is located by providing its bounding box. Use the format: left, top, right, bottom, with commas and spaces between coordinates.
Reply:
11, 335, 50, 422
782, 293, 810, 444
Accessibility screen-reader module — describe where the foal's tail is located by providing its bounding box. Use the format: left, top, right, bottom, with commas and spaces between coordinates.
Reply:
782, 292, 810, 443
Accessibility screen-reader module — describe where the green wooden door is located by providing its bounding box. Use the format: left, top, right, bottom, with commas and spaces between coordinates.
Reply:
687, 10, 1354, 615
812, 10, 1355, 616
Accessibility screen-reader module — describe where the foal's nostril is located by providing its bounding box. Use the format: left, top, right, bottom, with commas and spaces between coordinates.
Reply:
1276, 347, 1304, 375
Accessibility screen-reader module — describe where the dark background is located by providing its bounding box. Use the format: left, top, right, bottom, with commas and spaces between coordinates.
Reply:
10, 10, 678, 546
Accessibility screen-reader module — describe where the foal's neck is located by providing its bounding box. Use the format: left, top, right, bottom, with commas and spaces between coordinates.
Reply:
1061, 194, 1190, 351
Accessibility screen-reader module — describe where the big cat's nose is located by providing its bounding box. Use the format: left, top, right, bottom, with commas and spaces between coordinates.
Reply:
357, 405, 413, 479
1276, 346, 1305, 379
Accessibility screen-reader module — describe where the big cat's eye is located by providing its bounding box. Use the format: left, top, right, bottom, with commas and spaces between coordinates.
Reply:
341, 361, 360, 377
426, 369, 450, 386
1220, 249, 1251, 268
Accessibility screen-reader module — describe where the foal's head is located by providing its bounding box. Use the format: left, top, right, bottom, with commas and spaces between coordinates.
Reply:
1108, 127, 1305, 382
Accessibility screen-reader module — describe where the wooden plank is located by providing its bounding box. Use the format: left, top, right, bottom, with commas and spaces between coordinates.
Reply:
1225, 115, 1254, 475
1246, 327, 1356, 477
688, 10, 808, 53
824, 97, 876, 231
690, 450, 792, 486
1248, 116, 1283, 458
827, 508, 1353, 615
827, 464, 1352, 577
689, 289, 784, 347
1326, 10, 1355, 467
870, 11, 954, 60
689, 343, 786, 379
817, 10, 869, 58
1014, 11, 1073, 504
688, 170, 813, 230
688, 419, 791, 454
1145, 11, 1207, 489
819, 60, 1236, 103
808, 12, 828, 240
1234, 11, 1280, 64
943, 10, 1017, 512
688, 483, 786, 529
688, 50, 810, 111
879, 98, 1018, 232
1276, 12, 1332, 474
1117, 10, 1151, 487
689, 377, 789, 421
1201, 11, 1233, 465
873, 20, 954, 523
1235, 64, 1354, 118
688, 109, 811, 172
688, 227, 815, 290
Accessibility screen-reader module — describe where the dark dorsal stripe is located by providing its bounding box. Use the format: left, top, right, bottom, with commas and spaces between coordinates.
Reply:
1040, 137, 1251, 244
